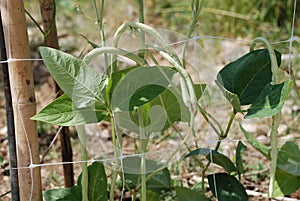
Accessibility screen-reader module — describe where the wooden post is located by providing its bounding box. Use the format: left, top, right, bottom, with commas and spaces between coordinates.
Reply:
1, 0, 43, 200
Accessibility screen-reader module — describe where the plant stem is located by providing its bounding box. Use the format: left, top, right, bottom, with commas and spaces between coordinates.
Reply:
83, 46, 146, 67
109, 115, 119, 201
215, 111, 236, 150
200, 111, 235, 190
250, 37, 281, 197
182, 0, 204, 68
77, 125, 88, 201
138, 107, 147, 201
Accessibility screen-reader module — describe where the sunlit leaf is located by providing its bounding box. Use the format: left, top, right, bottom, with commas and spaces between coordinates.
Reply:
31, 94, 108, 126
245, 80, 291, 119
40, 47, 106, 108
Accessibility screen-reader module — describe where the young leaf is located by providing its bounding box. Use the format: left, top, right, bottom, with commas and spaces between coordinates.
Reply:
175, 186, 209, 201
277, 141, 300, 176
31, 94, 108, 126
77, 162, 108, 201
39, 47, 106, 108
185, 148, 237, 173
111, 66, 176, 111
273, 168, 300, 197
236, 141, 247, 178
240, 124, 270, 159
208, 173, 248, 201
245, 80, 291, 119
217, 49, 281, 105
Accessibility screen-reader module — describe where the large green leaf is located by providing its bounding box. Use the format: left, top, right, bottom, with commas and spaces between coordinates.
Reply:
217, 49, 281, 105
111, 66, 176, 111
185, 148, 237, 173
175, 186, 209, 201
240, 124, 270, 159
208, 173, 248, 201
39, 47, 106, 108
236, 141, 247, 178
77, 162, 107, 201
273, 168, 300, 197
277, 141, 300, 176
245, 80, 291, 119
31, 94, 108, 126
122, 156, 171, 193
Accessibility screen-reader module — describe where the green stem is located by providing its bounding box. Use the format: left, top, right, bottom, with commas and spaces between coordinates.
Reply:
109, 115, 120, 201
113, 22, 181, 72
215, 111, 236, 150
250, 37, 281, 197
138, 107, 147, 201
83, 46, 146, 66
77, 125, 88, 201
182, 0, 204, 68
200, 111, 235, 190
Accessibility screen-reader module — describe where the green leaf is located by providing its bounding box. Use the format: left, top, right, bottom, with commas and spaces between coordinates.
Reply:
77, 162, 107, 201
31, 94, 108, 126
240, 124, 270, 159
208, 173, 248, 201
175, 186, 209, 201
236, 141, 247, 178
217, 49, 281, 105
122, 156, 171, 193
194, 84, 206, 100
273, 168, 300, 197
80, 34, 100, 48
106, 66, 137, 105
143, 190, 160, 201
245, 80, 291, 119
185, 148, 237, 173
43, 186, 81, 201
115, 84, 191, 134
39, 47, 106, 108
277, 141, 300, 176
216, 80, 242, 112
111, 66, 176, 111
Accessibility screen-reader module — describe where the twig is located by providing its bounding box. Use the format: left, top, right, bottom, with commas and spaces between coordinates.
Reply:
40, 126, 63, 163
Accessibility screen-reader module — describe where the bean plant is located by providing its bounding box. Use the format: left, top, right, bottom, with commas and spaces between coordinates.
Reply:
31, 1, 300, 201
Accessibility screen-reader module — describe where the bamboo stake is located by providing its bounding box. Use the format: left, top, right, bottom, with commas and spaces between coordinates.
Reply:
1, 0, 42, 200
0, 9, 20, 201
39, 0, 74, 188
